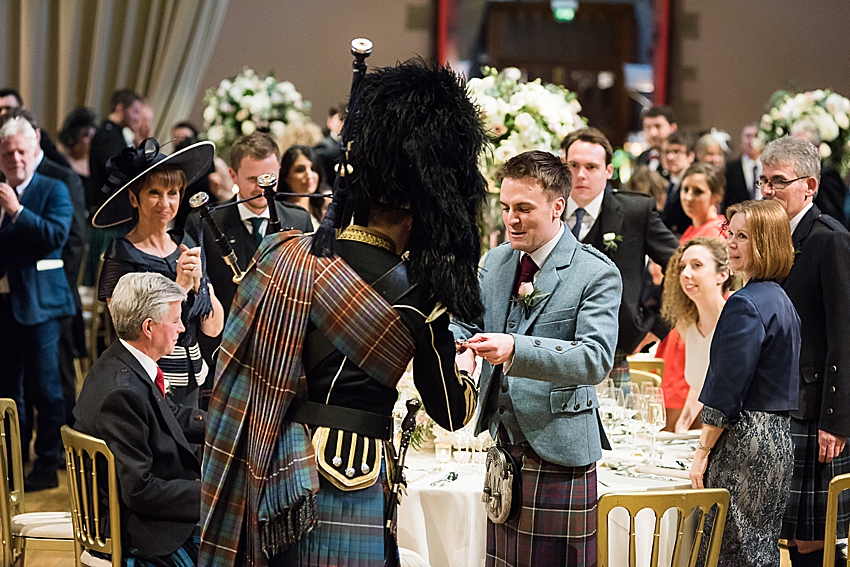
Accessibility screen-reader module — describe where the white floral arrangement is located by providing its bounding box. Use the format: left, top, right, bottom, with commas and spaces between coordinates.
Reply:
758, 89, 850, 175
467, 66, 586, 183
201, 68, 311, 157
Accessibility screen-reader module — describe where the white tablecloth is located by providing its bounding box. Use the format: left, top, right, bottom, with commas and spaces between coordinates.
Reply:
398, 451, 691, 567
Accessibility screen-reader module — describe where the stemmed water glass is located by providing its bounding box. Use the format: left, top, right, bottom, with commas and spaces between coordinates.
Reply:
644, 387, 667, 463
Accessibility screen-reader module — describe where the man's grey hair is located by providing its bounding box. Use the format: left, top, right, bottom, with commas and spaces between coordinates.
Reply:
761, 135, 821, 184
0, 116, 36, 142
110, 273, 186, 341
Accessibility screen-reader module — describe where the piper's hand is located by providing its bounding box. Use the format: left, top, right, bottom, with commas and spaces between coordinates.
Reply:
690, 449, 709, 489
818, 430, 847, 464
467, 333, 515, 366
456, 347, 477, 375
0, 182, 20, 216
176, 244, 202, 292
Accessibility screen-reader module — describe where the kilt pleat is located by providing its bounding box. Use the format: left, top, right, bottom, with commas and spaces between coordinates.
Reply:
781, 417, 850, 541
270, 464, 390, 567
486, 442, 597, 567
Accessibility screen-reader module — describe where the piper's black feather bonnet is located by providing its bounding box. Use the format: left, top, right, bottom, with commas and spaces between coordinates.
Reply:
348, 60, 487, 322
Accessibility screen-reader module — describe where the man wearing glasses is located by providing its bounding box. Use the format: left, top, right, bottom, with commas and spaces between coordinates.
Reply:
761, 136, 850, 566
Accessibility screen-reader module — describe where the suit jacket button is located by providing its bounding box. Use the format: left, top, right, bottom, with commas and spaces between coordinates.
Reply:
815, 373, 820, 379
571, 341, 578, 346
498, 406, 505, 414
832, 365, 838, 372
555, 345, 563, 351
587, 400, 593, 407
501, 385, 508, 393
533, 339, 541, 346
831, 386, 837, 393
827, 408, 834, 415
574, 403, 581, 410
562, 403, 568, 410
508, 322, 516, 329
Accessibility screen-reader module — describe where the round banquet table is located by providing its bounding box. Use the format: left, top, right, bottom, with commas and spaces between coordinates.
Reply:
397, 449, 693, 567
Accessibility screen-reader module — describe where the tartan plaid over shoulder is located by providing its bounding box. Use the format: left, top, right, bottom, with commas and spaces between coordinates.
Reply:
200, 231, 416, 567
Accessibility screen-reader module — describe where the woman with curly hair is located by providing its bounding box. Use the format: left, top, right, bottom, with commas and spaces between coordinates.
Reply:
661, 237, 731, 432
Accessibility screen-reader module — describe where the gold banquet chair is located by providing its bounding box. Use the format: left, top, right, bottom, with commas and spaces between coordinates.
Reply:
61, 426, 122, 567
597, 488, 730, 567
824, 472, 850, 567
629, 369, 662, 389
627, 357, 665, 381
0, 398, 74, 566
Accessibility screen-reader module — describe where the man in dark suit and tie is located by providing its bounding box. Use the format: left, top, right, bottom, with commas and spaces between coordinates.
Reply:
1, 108, 88, 426
562, 128, 679, 387
454, 150, 621, 564
758, 136, 850, 567
636, 105, 677, 175
0, 116, 75, 491
723, 123, 762, 212
74, 272, 205, 565
184, 132, 312, 369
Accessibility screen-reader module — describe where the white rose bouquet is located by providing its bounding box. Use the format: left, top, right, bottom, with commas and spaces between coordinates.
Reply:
201, 68, 310, 157
467, 67, 585, 249
758, 89, 850, 175
468, 66, 586, 183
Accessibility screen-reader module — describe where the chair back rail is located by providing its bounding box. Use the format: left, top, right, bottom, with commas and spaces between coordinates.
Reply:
824, 472, 850, 567
597, 488, 730, 567
629, 369, 662, 388
61, 425, 122, 567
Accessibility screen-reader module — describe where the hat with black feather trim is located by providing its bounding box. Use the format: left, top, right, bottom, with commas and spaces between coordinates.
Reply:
91, 138, 214, 228
317, 59, 488, 322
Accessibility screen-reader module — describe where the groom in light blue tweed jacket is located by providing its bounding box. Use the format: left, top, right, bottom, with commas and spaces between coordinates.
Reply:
452, 150, 620, 566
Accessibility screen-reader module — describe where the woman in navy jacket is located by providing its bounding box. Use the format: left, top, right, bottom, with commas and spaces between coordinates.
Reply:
690, 199, 801, 567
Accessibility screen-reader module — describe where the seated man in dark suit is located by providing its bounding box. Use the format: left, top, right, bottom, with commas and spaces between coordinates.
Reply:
184, 132, 312, 374
74, 272, 205, 566
0, 116, 75, 491
561, 128, 679, 387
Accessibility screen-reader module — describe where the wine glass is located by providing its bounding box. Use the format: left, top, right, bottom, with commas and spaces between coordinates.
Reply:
645, 388, 667, 463
624, 393, 649, 458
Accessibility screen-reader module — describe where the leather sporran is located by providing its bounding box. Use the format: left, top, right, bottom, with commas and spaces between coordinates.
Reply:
482, 445, 522, 523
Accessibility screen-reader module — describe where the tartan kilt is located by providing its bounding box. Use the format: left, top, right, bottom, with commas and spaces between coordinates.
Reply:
781, 417, 850, 541
487, 442, 597, 567
270, 463, 392, 567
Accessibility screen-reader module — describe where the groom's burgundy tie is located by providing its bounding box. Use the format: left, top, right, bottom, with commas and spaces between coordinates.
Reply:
514, 254, 539, 294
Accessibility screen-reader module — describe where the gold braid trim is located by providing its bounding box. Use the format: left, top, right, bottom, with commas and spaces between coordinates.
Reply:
338, 225, 395, 253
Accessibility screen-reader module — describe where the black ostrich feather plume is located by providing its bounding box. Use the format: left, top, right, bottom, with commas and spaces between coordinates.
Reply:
347, 59, 488, 322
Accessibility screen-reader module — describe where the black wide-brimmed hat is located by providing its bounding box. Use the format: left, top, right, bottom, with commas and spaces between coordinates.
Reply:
91, 138, 214, 228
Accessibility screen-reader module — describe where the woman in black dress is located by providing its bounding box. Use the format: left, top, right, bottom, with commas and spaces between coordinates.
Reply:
92, 139, 224, 407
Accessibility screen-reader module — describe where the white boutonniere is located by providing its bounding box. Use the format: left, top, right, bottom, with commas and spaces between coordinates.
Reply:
511, 282, 550, 318
603, 232, 623, 252
163, 378, 172, 395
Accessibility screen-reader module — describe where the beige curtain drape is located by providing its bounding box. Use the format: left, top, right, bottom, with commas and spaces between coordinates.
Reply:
0, 0, 229, 142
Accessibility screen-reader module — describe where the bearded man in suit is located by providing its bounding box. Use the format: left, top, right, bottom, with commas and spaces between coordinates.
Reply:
561, 127, 679, 388
454, 150, 621, 565
74, 272, 206, 566
184, 132, 312, 371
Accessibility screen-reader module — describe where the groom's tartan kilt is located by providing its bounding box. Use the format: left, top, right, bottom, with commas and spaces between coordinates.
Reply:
486, 441, 597, 567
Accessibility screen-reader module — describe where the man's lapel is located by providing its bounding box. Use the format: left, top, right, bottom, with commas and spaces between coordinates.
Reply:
114, 343, 195, 455
792, 204, 820, 252
588, 187, 625, 255
490, 248, 520, 333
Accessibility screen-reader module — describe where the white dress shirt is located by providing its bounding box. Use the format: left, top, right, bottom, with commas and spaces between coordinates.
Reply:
565, 191, 604, 242
119, 339, 158, 383
237, 202, 270, 237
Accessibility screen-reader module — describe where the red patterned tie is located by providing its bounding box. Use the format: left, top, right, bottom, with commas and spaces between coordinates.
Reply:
155, 366, 166, 396
515, 254, 539, 294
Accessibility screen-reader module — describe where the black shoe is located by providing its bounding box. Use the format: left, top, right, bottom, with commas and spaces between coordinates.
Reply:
24, 467, 59, 492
